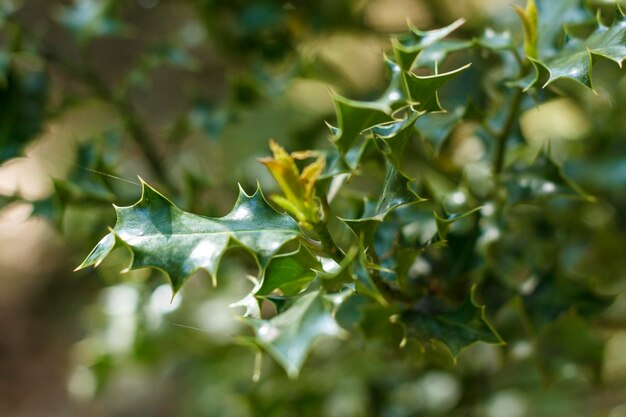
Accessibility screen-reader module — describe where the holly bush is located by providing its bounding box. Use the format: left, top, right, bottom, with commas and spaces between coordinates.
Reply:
2, 0, 626, 416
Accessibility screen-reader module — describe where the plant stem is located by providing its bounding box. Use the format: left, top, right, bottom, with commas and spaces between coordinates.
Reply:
492, 87, 524, 175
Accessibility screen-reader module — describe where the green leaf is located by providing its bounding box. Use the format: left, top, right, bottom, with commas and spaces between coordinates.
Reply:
392, 18, 466, 71
402, 64, 472, 112
342, 163, 424, 248
536, 313, 604, 381
528, 13, 625, 89
329, 93, 390, 155
515, 0, 539, 58
76, 180, 301, 293
248, 290, 344, 378
401, 287, 503, 356
535, 0, 589, 55
414, 107, 465, 152
504, 151, 593, 204
522, 273, 612, 327
372, 109, 421, 170
256, 245, 321, 296
414, 40, 474, 70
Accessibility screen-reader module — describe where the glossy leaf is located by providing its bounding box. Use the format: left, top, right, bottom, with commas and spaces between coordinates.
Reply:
256, 245, 321, 296
329, 94, 390, 155
76, 180, 301, 293
343, 163, 424, 248
527, 10, 625, 89
402, 64, 472, 112
248, 290, 344, 378
392, 18, 466, 70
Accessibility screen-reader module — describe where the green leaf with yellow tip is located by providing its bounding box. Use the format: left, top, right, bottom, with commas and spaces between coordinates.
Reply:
260, 140, 325, 228
76, 179, 301, 293
515, 0, 539, 59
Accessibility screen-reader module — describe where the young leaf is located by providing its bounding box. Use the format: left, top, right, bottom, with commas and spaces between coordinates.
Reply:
76, 180, 301, 293
248, 290, 344, 378
515, 0, 539, 59
259, 140, 324, 228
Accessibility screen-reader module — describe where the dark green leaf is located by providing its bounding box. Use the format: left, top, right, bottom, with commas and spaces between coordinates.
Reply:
392, 19, 466, 70
402, 64, 472, 112
76, 180, 301, 293
528, 13, 625, 89
401, 287, 503, 356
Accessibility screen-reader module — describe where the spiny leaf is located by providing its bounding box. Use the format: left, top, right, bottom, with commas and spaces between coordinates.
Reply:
372, 109, 422, 170
523, 6, 625, 90
247, 290, 344, 378
392, 18, 466, 70
76, 180, 301, 293
535, 0, 590, 55
402, 64, 472, 112
328, 94, 391, 155
414, 39, 474, 70
342, 163, 425, 248
401, 287, 503, 356
256, 245, 321, 296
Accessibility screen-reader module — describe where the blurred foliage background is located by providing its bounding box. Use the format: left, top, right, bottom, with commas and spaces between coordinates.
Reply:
1, 0, 626, 416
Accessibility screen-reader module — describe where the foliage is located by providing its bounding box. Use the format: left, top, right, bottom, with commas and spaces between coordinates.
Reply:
2, 0, 626, 416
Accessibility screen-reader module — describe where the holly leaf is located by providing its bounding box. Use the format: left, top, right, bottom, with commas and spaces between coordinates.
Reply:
76, 180, 301, 293
248, 290, 344, 378
401, 287, 503, 356
392, 18, 466, 70
342, 163, 424, 248
530, 15, 626, 90
328, 94, 391, 155
402, 64, 472, 112
372, 109, 421, 170
256, 245, 321, 296
414, 40, 474, 70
